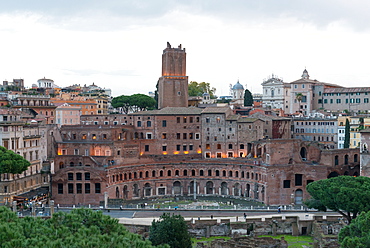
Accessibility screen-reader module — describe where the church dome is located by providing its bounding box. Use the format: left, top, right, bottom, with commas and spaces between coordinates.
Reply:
232, 81, 244, 90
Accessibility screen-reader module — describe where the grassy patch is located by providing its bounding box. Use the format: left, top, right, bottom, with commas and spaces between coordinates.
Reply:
191, 236, 230, 247
258, 235, 313, 248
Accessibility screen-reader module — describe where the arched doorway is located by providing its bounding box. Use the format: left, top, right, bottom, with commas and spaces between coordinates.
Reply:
133, 184, 139, 197
173, 181, 181, 195
189, 181, 196, 194
295, 189, 303, 204
116, 187, 120, 198
328, 171, 339, 178
300, 147, 307, 161
246, 184, 251, 197
234, 183, 240, 196
221, 182, 228, 195
206, 181, 214, 194
144, 183, 151, 197
123, 185, 128, 199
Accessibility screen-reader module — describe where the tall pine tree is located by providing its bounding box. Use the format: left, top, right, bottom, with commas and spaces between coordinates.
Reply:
243, 89, 253, 107
344, 118, 350, 148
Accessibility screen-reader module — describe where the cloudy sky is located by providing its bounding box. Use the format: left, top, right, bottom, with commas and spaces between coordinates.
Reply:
1, 0, 370, 97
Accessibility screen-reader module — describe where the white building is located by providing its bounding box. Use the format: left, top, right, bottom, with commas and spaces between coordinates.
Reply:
38, 77, 59, 88
261, 74, 286, 109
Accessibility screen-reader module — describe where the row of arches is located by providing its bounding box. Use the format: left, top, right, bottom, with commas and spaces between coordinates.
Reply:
114, 181, 266, 202
110, 168, 265, 183
334, 154, 358, 166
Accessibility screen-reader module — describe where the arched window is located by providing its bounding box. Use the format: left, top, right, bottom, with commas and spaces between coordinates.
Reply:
160, 170, 164, 177
167, 170, 171, 176
183, 170, 188, 176
334, 155, 339, 166
344, 155, 349, 165
215, 170, 220, 176
200, 170, 204, 176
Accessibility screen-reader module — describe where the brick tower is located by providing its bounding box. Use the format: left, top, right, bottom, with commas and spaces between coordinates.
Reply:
158, 42, 188, 109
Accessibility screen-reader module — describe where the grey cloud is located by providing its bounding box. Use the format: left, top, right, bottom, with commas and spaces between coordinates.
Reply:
1, 0, 370, 31
63, 68, 138, 77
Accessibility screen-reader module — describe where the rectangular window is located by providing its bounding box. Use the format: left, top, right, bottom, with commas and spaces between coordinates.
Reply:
177, 133, 181, 139
145, 145, 149, 152
176, 145, 181, 151
76, 173, 82, 181
189, 133, 194, 139
190, 117, 193, 123
68, 173, 73, 181
206, 117, 210, 123
85, 173, 90, 180
295, 174, 303, 186
183, 117, 187, 123
323, 99, 328, 104
183, 145, 187, 151
356, 98, 360, 103
336, 99, 341, 104
183, 133, 187, 139
189, 145, 193, 151
365, 98, 369, 103
162, 133, 167, 139
177, 117, 180, 123
283, 180, 291, 188
68, 183, 74, 194
95, 183, 101, 193
147, 121, 151, 127
162, 120, 167, 127
195, 133, 200, 140
58, 184, 63, 194
85, 183, 91, 194
162, 145, 167, 151
76, 183, 82, 194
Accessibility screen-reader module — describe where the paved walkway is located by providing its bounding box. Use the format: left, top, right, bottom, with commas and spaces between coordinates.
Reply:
118, 212, 339, 226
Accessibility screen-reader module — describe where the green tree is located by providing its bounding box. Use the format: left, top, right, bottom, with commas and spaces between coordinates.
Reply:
243, 89, 253, 107
188, 81, 216, 98
339, 210, 370, 247
306, 176, 370, 224
344, 118, 350, 148
0, 207, 166, 248
0, 146, 30, 174
112, 94, 156, 114
149, 213, 192, 248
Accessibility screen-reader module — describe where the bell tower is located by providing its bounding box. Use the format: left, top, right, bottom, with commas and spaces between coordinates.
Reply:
158, 42, 188, 109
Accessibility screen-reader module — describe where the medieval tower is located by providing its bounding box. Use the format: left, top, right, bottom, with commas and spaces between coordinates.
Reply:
158, 42, 188, 109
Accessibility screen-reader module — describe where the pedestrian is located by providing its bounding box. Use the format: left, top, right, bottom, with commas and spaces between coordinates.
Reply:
244, 213, 247, 219
211, 215, 213, 219
198, 216, 200, 220
278, 206, 281, 213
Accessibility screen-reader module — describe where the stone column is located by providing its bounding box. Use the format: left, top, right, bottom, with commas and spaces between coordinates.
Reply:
104, 192, 108, 209
12, 201, 17, 213
50, 200, 55, 216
